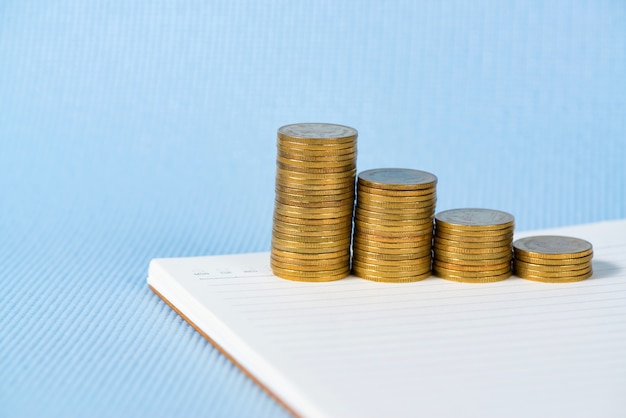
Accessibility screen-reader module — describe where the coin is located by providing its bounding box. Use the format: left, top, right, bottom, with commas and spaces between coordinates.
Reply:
513, 236, 593, 259
355, 207, 434, 221
512, 259, 592, 272
435, 224, 514, 237
276, 161, 356, 174
357, 184, 436, 197
276, 195, 354, 208
514, 264, 592, 278
353, 248, 432, 260
433, 259, 511, 272
271, 265, 350, 282
433, 248, 512, 261
357, 191, 437, 203
271, 257, 350, 272
514, 270, 593, 283
277, 150, 357, 162
433, 268, 511, 283
271, 248, 350, 260
435, 208, 514, 230
352, 258, 431, 272
433, 241, 512, 255
352, 266, 432, 283
276, 166, 357, 180
434, 230, 514, 243
511, 252, 593, 265
278, 123, 357, 141
358, 168, 438, 190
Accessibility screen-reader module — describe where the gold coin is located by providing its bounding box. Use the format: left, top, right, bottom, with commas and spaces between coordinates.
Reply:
433, 254, 512, 267
512, 252, 593, 265
435, 230, 513, 243
353, 232, 432, 244
273, 225, 351, 237
271, 257, 349, 272
354, 211, 433, 226
515, 270, 593, 283
277, 150, 357, 162
275, 183, 355, 199
274, 203, 354, 219
277, 144, 357, 157
433, 236, 512, 249
353, 253, 431, 267
354, 206, 434, 221
271, 251, 349, 265
271, 240, 350, 254
354, 223, 433, 236
357, 191, 437, 203
277, 141, 356, 153
352, 258, 431, 273
276, 195, 354, 208
276, 178, 355, 190
276, 163, 356, 182
272, 232, 351, 246
512, 259, 592, 272
433, 259, 511, 272
272, 225, 352, 238
357, 184, 436, 197
433, 242, 511, 255
358, 168, 438, 190
513, 264, 592, 278
271, 247, 349, 260
434, 268, 511, 283
276, 155, 356, 168
276, 189, 354, 202
352, 244, 432, 257
273, 213, 352, 226
434, 248, 512, 261
353, 247, 432, 260
272, 230, 350, 244
513, 236, 593, 259
432, 264, 511, 277
276, 162, 356, 176
271, 266, 350, 282
435, 223, 514, 237
352, 267, 431, 282
353, 244, 431, 254
357, 199, 436, 211
435, 208, 514, 230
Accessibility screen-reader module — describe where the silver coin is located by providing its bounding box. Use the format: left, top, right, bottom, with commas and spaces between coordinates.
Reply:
278, 123, 357, 140
513, 235, 593, 256
358, 168, 437, 189
435, 208, 514, 227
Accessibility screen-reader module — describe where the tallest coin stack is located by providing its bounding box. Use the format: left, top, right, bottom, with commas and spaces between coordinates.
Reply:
271, 123, 358, 282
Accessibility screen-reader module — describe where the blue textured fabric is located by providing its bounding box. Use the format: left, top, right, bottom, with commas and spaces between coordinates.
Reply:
1, 1, 625, 416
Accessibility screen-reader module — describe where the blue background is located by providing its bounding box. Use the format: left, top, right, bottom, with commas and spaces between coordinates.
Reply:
1, 0, 624, 416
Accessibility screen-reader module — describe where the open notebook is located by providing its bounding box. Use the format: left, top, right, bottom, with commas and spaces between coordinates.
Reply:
147, 219, 626, 418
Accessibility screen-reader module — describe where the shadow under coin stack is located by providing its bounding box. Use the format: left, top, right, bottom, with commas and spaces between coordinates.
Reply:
271, 123, 357, 282
352, 168, 437, 282
433, 208, 515, 283
513, 236, 593, 282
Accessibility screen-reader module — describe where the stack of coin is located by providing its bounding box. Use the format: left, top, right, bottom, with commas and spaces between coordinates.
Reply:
433, 208, 514, 283
513, 236, 593, 282
352, 168, 437, 282
271, 123, 357, 282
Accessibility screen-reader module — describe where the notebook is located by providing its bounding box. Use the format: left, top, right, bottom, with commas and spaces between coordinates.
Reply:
147, 219, 626, 418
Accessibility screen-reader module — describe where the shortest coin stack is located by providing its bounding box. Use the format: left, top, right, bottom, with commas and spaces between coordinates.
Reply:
352, 168, 437, 283
513, 236, 593, 282
433, 208, 515, 283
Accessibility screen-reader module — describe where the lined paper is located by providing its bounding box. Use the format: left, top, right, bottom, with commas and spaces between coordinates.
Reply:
148, 220, 626, 418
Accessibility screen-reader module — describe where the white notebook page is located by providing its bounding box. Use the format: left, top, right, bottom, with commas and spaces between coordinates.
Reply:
148, 219, 626, 418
